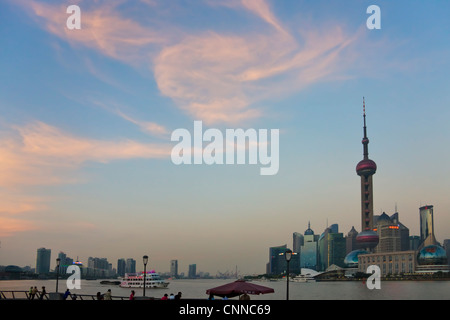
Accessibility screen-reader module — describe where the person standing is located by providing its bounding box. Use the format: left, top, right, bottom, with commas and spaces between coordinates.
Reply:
129, 290, 135, 300
31, 286, 38, 300
28, 287, 33, 300
104, 289, 112, 300
39, 286, 47, 300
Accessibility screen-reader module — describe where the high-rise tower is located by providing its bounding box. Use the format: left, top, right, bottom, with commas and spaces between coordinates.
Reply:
419, 205, 437, 248
355, 98, 379, 251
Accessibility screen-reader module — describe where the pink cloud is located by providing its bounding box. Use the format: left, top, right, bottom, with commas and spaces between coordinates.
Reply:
0, 121, 171, 187
20, 0, 167, 64
13, 0, 362, 125
153, 26, 357, 124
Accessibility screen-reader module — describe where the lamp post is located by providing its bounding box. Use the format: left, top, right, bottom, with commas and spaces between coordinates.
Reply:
55, 258, 61, 293
143, 255, 148, 297
285, 249, 292, 301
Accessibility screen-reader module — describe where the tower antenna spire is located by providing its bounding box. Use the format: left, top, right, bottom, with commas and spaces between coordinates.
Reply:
362, 97, 369, 159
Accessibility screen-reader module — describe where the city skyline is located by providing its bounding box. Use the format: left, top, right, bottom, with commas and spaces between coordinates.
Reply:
1, 0, 449, 275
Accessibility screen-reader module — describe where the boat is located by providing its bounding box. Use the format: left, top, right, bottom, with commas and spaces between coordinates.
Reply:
292, 274, 316, 283
120, 271, 169, 289
100, 280, 121, 285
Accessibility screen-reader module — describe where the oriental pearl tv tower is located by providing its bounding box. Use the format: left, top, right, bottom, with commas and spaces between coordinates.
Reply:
355, 98, 379, 252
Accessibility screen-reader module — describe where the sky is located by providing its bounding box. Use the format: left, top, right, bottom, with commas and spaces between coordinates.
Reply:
0, 0, 449, 276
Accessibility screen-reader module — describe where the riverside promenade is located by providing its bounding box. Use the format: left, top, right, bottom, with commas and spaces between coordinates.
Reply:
0, 290, 146, 300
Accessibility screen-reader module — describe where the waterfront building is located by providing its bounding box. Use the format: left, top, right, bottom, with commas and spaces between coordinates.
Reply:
373, 212, 409, 253
87, 257, 112, 277
188, 264, 197, 278
318, 225, 346, 270
415, 245, 449, 274
300, 223, 319, 270
389, 212, 410, 251
117, 259, 126, 277
355, 99, 379, 252
346, 226, 359, 254
267, 245, 287, 275
358, 250, 417, 276
36, 248, 51, 274
266, 244, 300, 275
126, 258, 136, 274
57, 252, 73, 274
170, 260, 178, 278
293, 232, 304, 254
57, 252, 67, 274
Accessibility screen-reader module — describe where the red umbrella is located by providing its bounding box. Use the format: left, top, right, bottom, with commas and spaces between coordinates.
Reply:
206, 280, 274, 298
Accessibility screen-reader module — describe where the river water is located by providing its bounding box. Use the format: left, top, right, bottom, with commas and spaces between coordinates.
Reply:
1, 278, 449, 300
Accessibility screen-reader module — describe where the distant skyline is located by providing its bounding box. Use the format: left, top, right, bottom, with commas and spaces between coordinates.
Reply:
1, 0, 449, 275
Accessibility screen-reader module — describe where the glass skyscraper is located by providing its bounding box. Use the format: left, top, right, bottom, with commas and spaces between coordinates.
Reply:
419, 205, 434, 245
36, 247, 51, 274
170, 260, 178, 278
300, 223, 319, 270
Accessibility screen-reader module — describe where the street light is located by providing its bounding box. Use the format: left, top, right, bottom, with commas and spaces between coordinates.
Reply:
285, 249, 292, 301
143, 255, 149, 297
55, 258, 61, 293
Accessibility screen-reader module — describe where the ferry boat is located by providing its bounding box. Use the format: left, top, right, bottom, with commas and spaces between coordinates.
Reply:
292, 274, 316, 283
120, 271, 169, 289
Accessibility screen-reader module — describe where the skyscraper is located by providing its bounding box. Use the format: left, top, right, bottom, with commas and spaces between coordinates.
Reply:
267, 245, 287, 275
170, 260, 178, 278
188, 264, 197, 278
36, 248, 51, 274
419, 205, 436, 247
318, 225, 346, 270
117, 259, 126, 277
355, 98, 379, 252
293, 232, 304, 254
300, 223, 319, 270
57, 251, 73, 274
126, 258, 136, 274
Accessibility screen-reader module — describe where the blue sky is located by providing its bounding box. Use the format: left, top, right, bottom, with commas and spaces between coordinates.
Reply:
0, 0, 449, 275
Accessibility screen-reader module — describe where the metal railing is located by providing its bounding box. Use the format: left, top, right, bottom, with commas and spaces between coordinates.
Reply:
0, 291, 130, 300
0, 290, 48, 300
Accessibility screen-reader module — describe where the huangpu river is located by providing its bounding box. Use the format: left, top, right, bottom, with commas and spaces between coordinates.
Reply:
1, 278, 449, 300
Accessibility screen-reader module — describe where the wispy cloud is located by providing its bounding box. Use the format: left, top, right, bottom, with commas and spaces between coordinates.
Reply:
0, 121, 171, 187
13, 0, 361, 125
19, 0, 167, 64
115, 110, 169, 137
0, 120, 172, 235
0, 192, 47, 236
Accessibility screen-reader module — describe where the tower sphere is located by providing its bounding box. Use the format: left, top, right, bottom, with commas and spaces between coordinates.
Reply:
356, 230, 379, 249
344, 249, 370, 268
356, 159, 377, 176
417, 245, 447, 265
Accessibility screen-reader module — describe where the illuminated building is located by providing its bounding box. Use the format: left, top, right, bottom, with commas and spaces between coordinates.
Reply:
415, 245, 449, 274
373, 212, 409, 253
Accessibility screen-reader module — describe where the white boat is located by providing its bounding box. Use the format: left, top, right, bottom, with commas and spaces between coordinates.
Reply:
120, 271, 169, 289
292, 274, 316, 283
